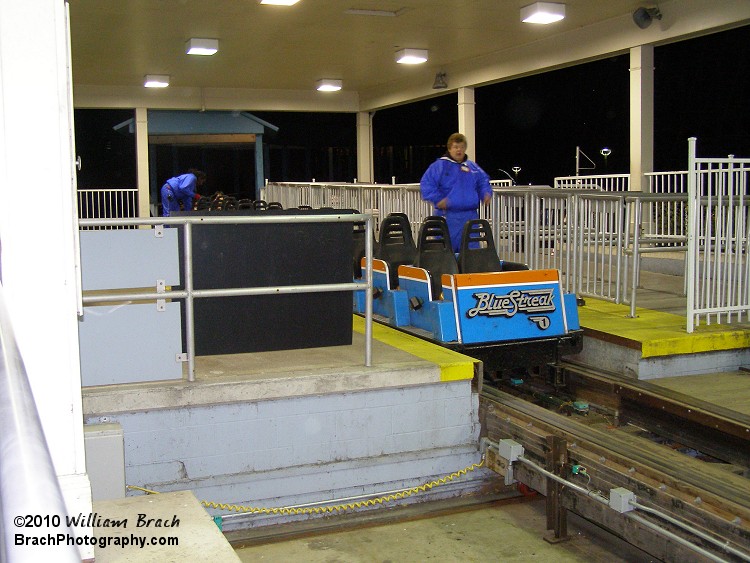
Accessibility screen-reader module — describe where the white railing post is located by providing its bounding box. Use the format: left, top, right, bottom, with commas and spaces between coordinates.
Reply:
686, 137, 698, 333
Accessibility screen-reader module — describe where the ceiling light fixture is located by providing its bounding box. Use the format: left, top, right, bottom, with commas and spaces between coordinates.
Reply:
395, 48, 428, 65
186, 38, 219, 56
316, 79, 342, 92
520, 2, 566, 24
258, 0, 300, 5
144, 75, 170, 88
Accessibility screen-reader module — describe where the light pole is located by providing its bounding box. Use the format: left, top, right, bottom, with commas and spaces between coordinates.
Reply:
600, 147, 611, 171
511, 166, 521, 182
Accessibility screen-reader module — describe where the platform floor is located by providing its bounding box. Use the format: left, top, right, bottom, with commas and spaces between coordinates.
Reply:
83, 316, 477, 417
578, 271, 750, 358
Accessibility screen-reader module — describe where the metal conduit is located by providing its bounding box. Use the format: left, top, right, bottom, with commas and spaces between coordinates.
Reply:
630, 501, 750, 562
516, 455, 740, 563
0, 283, 80, 563
78, 213, 375, 380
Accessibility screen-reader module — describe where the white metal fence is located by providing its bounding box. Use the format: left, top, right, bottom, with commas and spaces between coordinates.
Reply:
687, 138, 750, 332
555, 173, 630, 191
81, 145, 749, 332
77, 188, 138, 229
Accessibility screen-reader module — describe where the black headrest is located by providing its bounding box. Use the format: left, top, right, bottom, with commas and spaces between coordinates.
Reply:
376, 213, 416, 288
415, 216, 457, 298
458, 219, 501, 273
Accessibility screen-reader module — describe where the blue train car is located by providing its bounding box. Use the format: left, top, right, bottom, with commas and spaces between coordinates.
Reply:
353, 214, 583, 379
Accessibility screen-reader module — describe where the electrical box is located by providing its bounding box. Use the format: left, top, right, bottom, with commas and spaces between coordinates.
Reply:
84, 423, 125, 501
609, 487, 635, 513
498, 439, 523, 462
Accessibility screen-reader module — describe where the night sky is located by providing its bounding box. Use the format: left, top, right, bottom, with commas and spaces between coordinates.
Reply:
74, 25, 749, 191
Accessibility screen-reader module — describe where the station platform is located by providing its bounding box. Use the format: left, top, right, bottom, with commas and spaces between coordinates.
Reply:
83, 316, 475, 416
561, 267, 749, 379
82, 314, 489, 540
570, 287, 750, 380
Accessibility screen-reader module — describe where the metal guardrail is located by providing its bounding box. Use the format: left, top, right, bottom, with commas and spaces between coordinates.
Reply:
687, 138, 750, 332
262, 182, 435, 240
91, 163, 748, 333
0, 282, 80, 563
78, 188, 139, 229
79, 213, 375, 381
554, 173, 630, 192
264, 183, 689, 306
624, 192, 689, 317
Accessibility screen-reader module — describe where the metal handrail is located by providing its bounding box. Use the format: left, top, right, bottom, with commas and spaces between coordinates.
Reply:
78, 213, 375, 381
0, 282, 80, 562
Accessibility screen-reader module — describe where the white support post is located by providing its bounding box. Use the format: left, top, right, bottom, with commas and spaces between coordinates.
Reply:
0, 0, 93, 559
457, 87, 476, 158
135, 107, 150, 218
629, 45, 655, 193
357, 111, 374, 183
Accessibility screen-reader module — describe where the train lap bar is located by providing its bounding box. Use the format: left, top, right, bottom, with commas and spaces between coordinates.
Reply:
354, 261, 582, 373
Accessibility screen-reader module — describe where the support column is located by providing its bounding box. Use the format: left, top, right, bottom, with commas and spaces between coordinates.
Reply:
135, 107, 150, 217
630, 45, 655, 192
356, 111, 374, 183
458, 87, 476, 158
0, 0, 92, 559
255, 133, 264, 194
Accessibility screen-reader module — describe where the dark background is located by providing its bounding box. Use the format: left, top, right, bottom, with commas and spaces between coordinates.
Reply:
74, 25, 749, 194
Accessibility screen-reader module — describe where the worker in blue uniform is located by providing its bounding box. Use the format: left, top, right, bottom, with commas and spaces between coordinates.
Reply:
420, 133, 492, 253
161, 169, 206, 217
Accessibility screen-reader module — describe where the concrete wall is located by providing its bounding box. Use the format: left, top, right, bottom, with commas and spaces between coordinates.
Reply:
85, 381, 483, 526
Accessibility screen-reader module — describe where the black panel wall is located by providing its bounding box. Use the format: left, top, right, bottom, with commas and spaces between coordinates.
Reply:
176, 209, 354, 355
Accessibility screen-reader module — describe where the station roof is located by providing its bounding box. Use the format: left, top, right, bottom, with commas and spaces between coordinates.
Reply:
113, 111, 279, 138
69, 1, 749, 112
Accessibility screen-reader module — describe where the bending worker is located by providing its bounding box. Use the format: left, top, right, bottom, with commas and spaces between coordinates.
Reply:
161, 169, 206, 217
420, 133, 492, 253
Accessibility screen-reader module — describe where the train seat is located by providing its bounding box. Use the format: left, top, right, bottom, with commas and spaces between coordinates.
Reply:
458, 219, 529, 273
413, 216, 457, 299
375, 213, 416, 288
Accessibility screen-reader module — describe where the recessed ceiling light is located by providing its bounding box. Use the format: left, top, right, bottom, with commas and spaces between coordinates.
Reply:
144, 75, 169, 88
520, 2, 566, 24
316, 79, 342, 92
186, 38, 219, 56
258, 0, 300, 5
395, 48, 428, 65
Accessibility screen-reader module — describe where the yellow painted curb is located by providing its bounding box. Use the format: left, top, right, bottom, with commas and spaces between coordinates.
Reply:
352, 316, 475, 381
